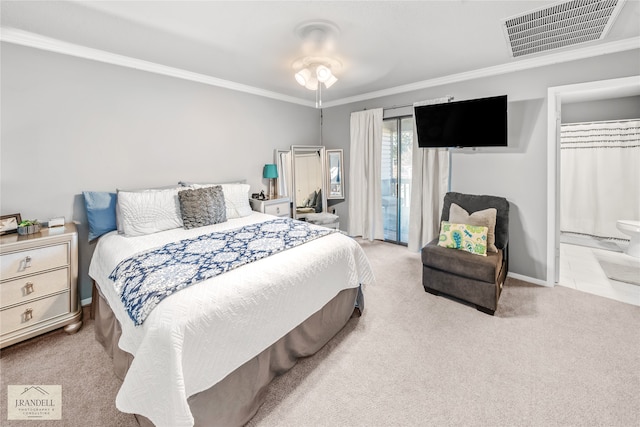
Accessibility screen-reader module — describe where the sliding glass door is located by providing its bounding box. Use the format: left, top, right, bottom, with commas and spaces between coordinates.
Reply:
381, 116, 413, 244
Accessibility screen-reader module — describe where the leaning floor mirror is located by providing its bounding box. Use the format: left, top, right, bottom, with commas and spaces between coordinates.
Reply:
290, 145, 326, 220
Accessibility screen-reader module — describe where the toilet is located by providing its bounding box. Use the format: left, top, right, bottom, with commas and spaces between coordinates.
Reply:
617, 220, 640, 258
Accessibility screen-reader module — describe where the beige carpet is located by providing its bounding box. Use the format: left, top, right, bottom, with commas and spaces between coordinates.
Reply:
2, 239, 639, 426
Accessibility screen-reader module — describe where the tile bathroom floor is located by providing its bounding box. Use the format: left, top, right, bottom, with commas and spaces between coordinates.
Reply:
559, 242, 640, 307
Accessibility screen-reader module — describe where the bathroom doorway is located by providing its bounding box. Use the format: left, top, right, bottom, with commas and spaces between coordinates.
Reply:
547, 76, 640, 306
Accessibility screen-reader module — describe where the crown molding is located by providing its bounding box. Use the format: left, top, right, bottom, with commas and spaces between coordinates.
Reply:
321, 37, 640, 108
0, 27, 316, 108
1, 27, 637, 110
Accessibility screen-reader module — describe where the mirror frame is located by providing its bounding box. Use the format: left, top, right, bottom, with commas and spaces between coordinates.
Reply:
325, 149, 344, 200
290, 145, 327, 220
274, 149, 292, 199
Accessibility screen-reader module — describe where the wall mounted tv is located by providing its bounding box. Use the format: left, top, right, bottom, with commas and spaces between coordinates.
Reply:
415, 95, 508, 148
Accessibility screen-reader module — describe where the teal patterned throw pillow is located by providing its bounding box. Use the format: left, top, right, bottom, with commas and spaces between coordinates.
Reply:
437, 221, 488, 256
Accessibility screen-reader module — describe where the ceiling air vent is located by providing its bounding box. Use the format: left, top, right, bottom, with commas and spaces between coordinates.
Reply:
502, 0, 626, 57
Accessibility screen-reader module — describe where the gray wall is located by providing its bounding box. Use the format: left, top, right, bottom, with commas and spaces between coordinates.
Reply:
1, 43, 321, 301
3, 41, 639, 295
562, 95, 640, 123
321, 49, 640, 281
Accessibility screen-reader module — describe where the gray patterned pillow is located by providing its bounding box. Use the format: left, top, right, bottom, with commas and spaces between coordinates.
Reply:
178, 186, 227, 229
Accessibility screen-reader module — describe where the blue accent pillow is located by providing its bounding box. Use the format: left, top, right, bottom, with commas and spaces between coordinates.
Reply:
83, 191, 117, 241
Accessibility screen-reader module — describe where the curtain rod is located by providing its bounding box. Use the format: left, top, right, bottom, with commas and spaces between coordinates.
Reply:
563, 117, 640, 126
382, 96, 455, 111
383, 104, 413, 111
361, 104, 413, 111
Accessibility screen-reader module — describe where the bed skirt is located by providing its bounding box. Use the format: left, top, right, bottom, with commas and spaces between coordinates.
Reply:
93, 284, 362, 426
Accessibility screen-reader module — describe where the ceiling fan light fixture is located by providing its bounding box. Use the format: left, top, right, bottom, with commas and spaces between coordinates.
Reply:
323, 74, 338, 88
295, 67, 311, 86
293, 59, 340, 92
292, 21, 342, 107
315, 64, 332, 82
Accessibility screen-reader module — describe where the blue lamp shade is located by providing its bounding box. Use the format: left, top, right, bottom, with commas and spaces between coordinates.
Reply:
263, 164, 278, 179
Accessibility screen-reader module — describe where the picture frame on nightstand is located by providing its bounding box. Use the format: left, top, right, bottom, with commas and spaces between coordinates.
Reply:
0, 213, 22, 235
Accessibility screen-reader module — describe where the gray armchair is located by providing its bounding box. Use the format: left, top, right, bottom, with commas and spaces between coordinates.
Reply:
421, 192, 509, 315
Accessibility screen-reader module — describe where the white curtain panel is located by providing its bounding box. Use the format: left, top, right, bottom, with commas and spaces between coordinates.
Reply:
407, 97, 452, 252
560, 119, 640, 240
348, 108, 384, 241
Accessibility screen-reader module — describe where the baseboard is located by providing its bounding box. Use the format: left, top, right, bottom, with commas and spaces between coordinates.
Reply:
507, 272, 551, 287
81, 297, 93, 307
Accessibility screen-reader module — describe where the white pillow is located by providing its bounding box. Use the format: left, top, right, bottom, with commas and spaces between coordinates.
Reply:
117, 188, 183, 236
191, 183, 252, 218
115, 185, 182, 234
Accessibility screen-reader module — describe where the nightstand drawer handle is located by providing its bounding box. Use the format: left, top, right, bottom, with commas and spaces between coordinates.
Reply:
25, 282, 34, 295
24, 256, 32, 269
24, 308, 33, 322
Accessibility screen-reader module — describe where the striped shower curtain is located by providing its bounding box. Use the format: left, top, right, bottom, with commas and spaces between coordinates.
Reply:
560, 119, 640, 240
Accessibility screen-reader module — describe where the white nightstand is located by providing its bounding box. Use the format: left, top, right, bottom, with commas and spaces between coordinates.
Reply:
0, 223, 82, 348
249, 197, 291, 218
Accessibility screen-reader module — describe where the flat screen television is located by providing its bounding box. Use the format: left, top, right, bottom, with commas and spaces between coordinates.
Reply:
415, 95, 507, 148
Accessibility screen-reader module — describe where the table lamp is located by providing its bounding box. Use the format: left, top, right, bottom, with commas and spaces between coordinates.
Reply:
263, 164, 278, 199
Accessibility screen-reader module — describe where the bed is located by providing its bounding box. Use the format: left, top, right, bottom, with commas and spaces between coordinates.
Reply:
85, 185, 374, 427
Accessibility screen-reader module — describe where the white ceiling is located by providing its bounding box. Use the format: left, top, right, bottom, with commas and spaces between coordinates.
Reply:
1, 0, 639, 107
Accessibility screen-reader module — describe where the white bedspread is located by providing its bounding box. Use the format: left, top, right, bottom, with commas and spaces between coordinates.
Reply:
88, 212, 374, 427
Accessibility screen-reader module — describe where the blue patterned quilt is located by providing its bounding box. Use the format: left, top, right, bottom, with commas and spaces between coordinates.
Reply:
109, 218, 334, 325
